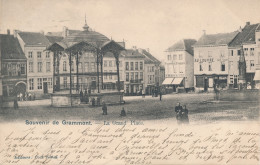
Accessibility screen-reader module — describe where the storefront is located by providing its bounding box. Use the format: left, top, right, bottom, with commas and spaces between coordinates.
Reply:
195, 74, 228, 92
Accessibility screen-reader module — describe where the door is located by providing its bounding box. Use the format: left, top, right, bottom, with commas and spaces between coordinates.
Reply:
204, 78, 208, 91
234, 78, 238, 88
130, 85, 134, 95
43, 82, 48, 94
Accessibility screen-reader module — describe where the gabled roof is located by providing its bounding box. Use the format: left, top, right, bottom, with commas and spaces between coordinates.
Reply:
141, 49, 161, 64
121, 49, 146, 59
18, 32, 50, 46
166, 39, 197, 55
229, 23, 260, 47
45, 35, 63, 44
0, 34, 26, 60
194, 32, 238, 47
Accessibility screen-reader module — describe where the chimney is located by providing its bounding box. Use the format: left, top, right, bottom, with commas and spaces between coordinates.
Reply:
13, 30, 21, 38
246, 22, 250, 26
238, 26, 242, 32
63, 26, 68, 38
133, 46, 137, 51
7, 29, 10, 35
203, 30, 206, 35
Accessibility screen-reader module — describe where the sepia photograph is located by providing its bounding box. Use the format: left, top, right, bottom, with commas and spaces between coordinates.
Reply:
0, 0, 259, 164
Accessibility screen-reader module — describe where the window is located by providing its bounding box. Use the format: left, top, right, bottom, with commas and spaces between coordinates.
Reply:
38, 62, 42, 72
250, 48, 254, 56
140, 72, 143, 81
135, 62, 138, 70
20, 64, 25, 74
84, 62, 89, 72
244, 48, 248, 56
230, 50, 233, 56
47, 78, 53, 89
37, 78, 42, 89
37, 52, 42, 58
179, 54, 183, 60
135, 72, 138, 80
152, 66, 154, 72
63, 77, 67, 88
63, 61, 67, 71
29, 79, 34, 90
250, 60, 254, 69
168, 55, 172, 60
125, 62, 129, 70
126, 72, 129, 81
104, 61, 107, 67
46, 62, 51, 72
28, 52, 33, 58
237, 50, 241, 56
109, 70, 112, 79
200, 64, 203, 71
221, 62, 225, 71
173, 65, 177, 73
130, 72, 134, 80
91, 62, 95, 72
130, 62, 134, 70
78, 62, 82, 72
230, 75, 234, 84
29, 62, 33, 72
209, 63, 212, 71
140, 62, 143, 70
109, 61, 112, 67
46, 52, 50, 58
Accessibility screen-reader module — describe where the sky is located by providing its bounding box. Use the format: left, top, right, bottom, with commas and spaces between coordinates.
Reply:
1, 0, 260, 61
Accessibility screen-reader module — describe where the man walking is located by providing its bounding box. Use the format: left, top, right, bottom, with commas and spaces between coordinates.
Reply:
102, 101, 107, 115
175, 102, 183, 124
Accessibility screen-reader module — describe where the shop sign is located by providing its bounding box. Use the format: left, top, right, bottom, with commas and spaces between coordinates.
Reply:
194, 58, 214, 63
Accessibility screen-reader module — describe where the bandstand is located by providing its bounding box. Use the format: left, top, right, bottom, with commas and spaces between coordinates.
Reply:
47, 22, 125, 107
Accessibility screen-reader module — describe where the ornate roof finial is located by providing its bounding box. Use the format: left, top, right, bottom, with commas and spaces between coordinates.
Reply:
83, 13, 89, 31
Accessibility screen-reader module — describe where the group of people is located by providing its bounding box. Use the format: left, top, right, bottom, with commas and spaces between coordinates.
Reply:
175, 102, 189, 124
79, 89, 91, 103
17, 92, 35, 101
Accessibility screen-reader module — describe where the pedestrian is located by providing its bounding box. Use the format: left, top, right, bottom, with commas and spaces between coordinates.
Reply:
159, 91, 162, 101
181, 105, 189, 124
102, 101, 107, 115
92, 98, 96, 106
142, 89, 145, 98
14, 97, 19, 109
214, 85, 220, 100
80, 90, 83, 102
120, 107, 126, 117
175, 102, 183, 124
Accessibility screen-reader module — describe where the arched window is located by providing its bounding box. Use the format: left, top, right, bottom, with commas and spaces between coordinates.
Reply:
63, 61, 67, 71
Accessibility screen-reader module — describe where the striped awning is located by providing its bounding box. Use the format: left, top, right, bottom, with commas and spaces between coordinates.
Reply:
162, 78, 174, 85
172, 77, 183, 85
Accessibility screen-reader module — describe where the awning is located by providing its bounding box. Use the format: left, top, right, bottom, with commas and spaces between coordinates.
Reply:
162, 78, 174, 85
172, 77, 183, 85
254, 70, 260, 80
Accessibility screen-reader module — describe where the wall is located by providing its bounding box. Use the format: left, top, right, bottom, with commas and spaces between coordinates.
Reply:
194, 46, 229, 76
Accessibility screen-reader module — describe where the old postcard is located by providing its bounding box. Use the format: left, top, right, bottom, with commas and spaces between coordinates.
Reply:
0, 0, 259, 164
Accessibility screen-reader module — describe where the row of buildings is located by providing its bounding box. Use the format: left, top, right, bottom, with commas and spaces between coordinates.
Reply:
164, 22, 260, 92
0, 20, 165, 103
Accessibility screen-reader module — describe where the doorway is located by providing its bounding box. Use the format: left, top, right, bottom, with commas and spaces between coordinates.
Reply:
43, 82, 48, 94
204, 78, 208, 91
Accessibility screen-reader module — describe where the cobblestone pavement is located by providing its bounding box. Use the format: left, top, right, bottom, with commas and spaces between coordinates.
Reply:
0, 93, 259, 124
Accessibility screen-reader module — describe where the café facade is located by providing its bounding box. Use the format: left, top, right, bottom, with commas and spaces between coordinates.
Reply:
193, 31, 238, 92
